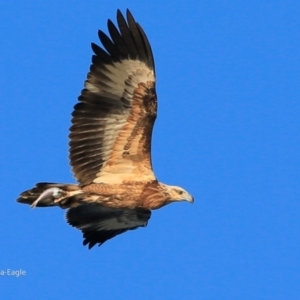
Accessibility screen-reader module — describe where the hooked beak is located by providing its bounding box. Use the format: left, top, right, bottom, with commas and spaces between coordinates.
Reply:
186, 194, 194, 204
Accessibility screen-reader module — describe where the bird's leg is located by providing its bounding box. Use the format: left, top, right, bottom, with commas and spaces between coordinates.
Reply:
31, 187, 63, 208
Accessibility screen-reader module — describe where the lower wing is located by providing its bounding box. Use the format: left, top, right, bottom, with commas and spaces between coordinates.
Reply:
66, 203, 151, 249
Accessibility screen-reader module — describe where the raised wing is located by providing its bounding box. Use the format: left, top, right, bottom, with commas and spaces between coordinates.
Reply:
66, 204, 151, 248
69, 9, 157, 185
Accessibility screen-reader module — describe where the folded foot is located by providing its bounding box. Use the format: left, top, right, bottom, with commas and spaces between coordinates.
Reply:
31, 187, 63, 208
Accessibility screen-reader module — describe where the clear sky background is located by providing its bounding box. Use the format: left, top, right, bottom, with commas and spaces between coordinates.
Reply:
1, 0, 300, 299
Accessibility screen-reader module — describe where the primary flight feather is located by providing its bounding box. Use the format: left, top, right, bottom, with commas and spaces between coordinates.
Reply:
17, 9, 193, 249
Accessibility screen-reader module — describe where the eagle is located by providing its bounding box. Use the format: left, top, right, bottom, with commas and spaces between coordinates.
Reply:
17, 9, 193, 249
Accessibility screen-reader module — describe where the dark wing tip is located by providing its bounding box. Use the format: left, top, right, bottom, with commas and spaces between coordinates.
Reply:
66, 204, 151, 249
126, 9, 135, 24
91, 9, 154, 70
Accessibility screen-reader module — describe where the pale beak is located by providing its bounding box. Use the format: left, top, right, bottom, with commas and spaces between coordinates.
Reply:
186, 194, 194, 203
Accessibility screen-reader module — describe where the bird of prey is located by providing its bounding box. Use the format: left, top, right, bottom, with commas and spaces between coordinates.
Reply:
17, 9, 193, 249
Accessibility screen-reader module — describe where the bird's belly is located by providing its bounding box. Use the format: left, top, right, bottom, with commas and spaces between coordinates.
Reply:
81, 183, 144, 209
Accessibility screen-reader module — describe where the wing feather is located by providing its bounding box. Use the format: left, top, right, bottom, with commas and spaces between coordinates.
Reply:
66, 204, 151, 248
116, 9, 139, 59
69, 10, 157, 185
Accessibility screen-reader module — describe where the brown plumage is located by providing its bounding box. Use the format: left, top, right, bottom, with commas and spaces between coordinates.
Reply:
17, 9, 193, 249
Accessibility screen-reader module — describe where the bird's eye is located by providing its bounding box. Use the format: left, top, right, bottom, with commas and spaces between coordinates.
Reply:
178, 190, 183, 195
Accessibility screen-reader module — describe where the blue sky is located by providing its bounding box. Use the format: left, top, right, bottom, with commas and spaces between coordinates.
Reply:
1, 0, 300, 299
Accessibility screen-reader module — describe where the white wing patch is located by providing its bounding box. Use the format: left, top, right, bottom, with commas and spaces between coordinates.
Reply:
86, 59, 154, 98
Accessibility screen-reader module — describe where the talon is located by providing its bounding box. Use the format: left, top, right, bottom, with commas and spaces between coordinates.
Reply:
31, 187, 62, 208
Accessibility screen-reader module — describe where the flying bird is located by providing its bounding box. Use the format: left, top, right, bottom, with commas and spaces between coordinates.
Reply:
17, 9, 193, 249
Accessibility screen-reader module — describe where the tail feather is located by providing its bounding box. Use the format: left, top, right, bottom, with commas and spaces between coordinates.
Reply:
17, 182, 80, 208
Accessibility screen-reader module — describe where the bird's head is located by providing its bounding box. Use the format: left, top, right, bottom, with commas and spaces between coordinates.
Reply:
162, 184, 194, 204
